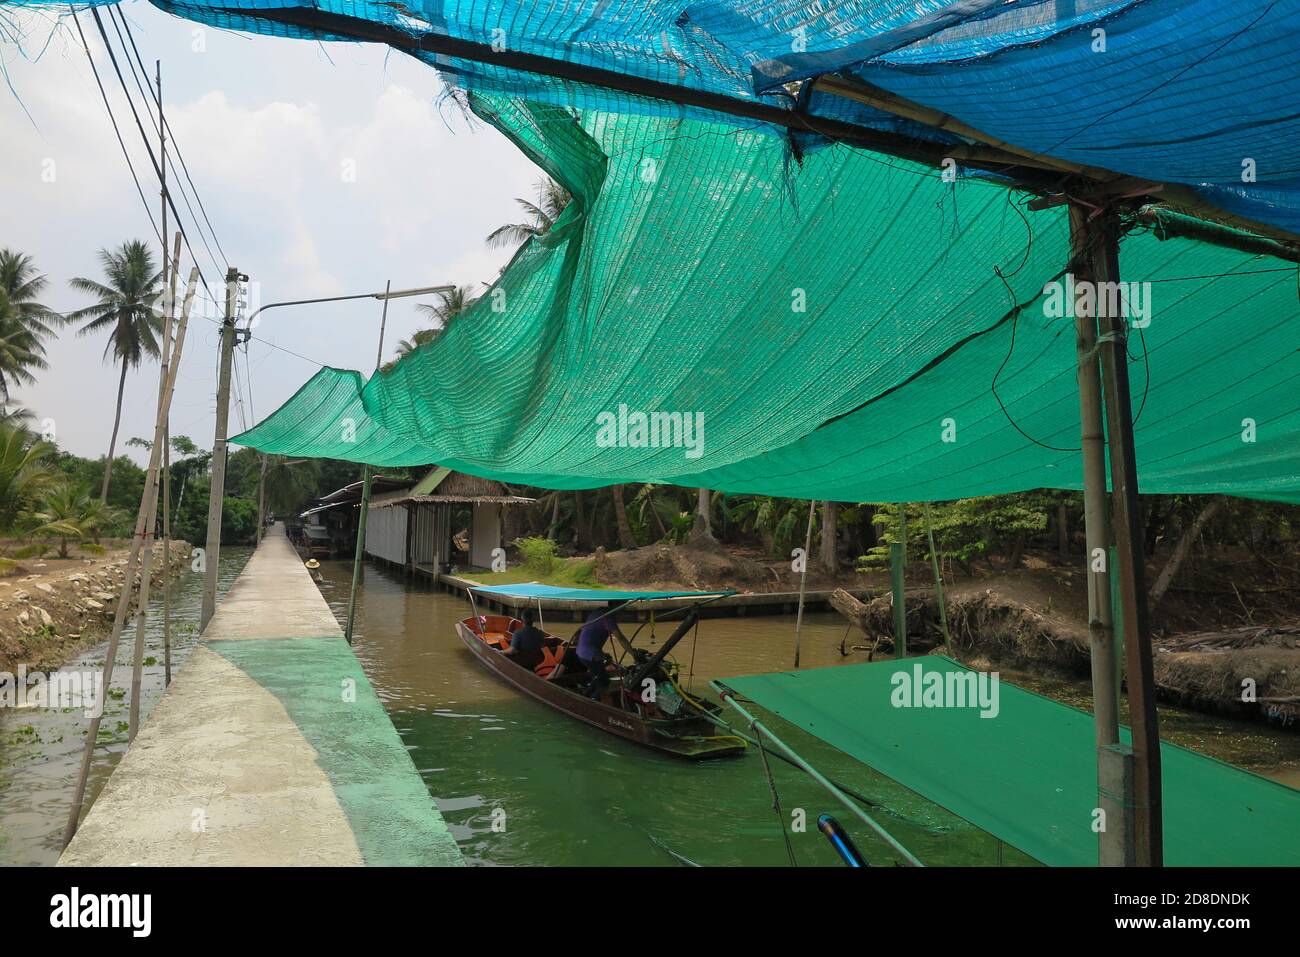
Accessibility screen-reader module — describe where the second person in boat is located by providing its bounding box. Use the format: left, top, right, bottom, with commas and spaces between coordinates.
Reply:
574, 602, 631, 700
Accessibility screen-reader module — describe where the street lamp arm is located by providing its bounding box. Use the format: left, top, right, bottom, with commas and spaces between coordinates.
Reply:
242, 284, 458, 329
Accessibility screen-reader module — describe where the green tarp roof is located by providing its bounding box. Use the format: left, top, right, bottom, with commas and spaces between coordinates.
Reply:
231, 96, 1300, 503
723, 656, 1300, 867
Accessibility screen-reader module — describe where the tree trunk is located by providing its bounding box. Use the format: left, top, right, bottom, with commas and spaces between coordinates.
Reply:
820, 500, 839, 573
611, 484, 635, 550
690, 487, 714, 542
1149, 496, 1226, 608
1006, 530, 1028, 570
547, 493, 561, 539
1057, 503, 1069, 563
100, 359, 129, 503
644, 485, 669, 539
573, 491, 591, 550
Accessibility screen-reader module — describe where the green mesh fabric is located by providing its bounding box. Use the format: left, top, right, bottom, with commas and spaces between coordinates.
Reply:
233, 95, 1300, 503
724, 657, 1300, 867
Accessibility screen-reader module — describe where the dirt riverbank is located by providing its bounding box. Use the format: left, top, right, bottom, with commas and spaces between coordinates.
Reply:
0, 541, 192, 675
580, 541, 1300, 726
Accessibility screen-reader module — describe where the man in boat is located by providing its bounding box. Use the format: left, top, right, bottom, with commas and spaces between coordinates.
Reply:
502, 608, 546, 672
574, 602, 630, 699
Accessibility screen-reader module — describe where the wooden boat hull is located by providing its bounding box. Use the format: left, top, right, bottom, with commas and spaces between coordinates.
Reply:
456, 616, 744, 760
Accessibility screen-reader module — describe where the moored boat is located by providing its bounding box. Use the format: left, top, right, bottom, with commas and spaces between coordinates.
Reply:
455, 585, 746, 759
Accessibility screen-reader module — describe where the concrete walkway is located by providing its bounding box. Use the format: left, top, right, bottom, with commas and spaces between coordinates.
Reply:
61, 524, 462, 867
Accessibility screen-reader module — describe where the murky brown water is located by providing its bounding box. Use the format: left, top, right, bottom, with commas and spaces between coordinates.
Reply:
2, 551, 1295, 867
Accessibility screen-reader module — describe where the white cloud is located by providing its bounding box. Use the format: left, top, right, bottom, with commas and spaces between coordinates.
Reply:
0, 6, 541, 462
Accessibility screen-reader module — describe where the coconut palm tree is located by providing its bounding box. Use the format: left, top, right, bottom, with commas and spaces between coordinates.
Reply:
414, 284, 477, 333
0, 421, 57, 533
0, 249, 61, 340
0, 310, 47, 402
484, 177, 572, 249
21, 481, 121, 557
0, 249, 63, 400
67, 240, 163, 503
381, 285, 480, 372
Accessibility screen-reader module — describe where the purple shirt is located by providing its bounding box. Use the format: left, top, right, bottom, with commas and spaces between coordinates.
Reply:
576, 610, 613, 661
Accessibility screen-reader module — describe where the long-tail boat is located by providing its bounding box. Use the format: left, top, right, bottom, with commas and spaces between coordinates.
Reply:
456, 584, 746, 759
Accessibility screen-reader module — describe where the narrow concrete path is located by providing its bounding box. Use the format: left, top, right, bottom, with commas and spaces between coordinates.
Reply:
61, 524, 462, 867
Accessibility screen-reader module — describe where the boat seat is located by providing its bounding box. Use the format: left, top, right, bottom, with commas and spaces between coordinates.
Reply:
534, 643, 564, 679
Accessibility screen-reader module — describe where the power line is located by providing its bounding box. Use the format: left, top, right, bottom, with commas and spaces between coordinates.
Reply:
70, 9, 163, 252
106, 4, 225, 283
109, 5, 230, 275
87, 5, 217, 298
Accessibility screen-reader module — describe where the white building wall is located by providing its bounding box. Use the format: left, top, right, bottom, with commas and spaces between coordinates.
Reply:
364, 504, 408, 565
469, 504, 502, 569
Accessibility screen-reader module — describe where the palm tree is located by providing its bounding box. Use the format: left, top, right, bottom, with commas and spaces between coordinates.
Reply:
262, 455, 316, 514
382, 285, 479, 371
0, 311, 47, 401
21, 481, 121, 557
68, 241, 163, 503
414, 284, 476, 333
610, 484, 636, 550
0, 249, 63, 401
485, 177, 572, 249
0, 422, 57, 533
0, 250, 61, 340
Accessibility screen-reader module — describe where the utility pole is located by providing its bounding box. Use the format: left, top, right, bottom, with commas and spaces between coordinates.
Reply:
202, 267, 241, 631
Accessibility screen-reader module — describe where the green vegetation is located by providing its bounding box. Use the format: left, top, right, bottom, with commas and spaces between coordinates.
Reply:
517, 536, 561, 575
507, 483, 1298, 591
470, 537, 600, 588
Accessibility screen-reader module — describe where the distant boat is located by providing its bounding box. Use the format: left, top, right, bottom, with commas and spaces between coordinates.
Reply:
456, 584, 746, 760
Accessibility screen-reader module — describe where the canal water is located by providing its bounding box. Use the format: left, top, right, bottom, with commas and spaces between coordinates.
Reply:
2, 550, 1297, 867
323, 560, 1300, 868
0, 547, 252, 867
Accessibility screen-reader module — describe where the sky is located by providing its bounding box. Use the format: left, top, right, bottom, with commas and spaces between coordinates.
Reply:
0, 2, 541, 464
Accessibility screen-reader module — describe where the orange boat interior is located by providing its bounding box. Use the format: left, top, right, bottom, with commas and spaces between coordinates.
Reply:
465, 613, 577, 681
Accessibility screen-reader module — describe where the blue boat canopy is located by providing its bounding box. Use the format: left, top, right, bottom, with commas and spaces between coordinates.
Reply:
470, 584, 734, 602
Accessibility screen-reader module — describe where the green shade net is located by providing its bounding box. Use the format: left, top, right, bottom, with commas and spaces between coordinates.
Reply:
233, 94, 1300, 503
723, 657, 1300, 867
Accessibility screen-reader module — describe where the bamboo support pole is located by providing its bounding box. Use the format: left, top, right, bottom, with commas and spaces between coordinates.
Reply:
791, 498, 815, 668
1089, 207, 1163, 866
1069, 206, 1120, 750
344, 466, 371, 646
342, 282, 392, 646
128, 233, 181, 741
891, 504, 908, 659
63, 267, 197, 848
158, 69, 173, 689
